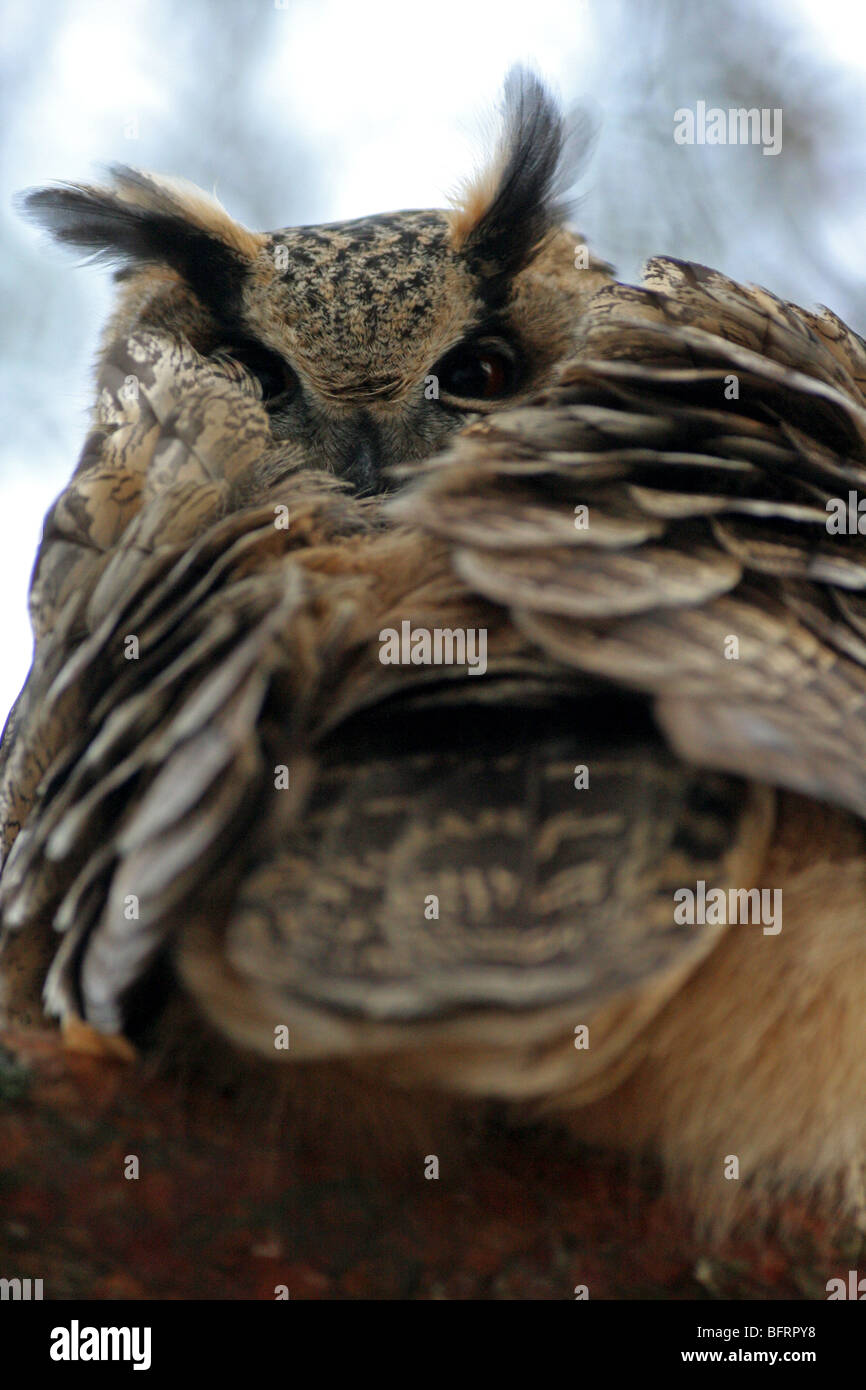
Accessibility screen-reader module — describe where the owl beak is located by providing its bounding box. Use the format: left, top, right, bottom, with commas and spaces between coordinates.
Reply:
339, 418, 384, 496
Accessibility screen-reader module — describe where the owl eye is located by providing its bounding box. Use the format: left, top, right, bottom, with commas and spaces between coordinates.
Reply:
434, 338, 521, 404
224, 341, 299, 408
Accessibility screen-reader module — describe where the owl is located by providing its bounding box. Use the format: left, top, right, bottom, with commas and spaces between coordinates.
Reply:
4, 67, 866, 1230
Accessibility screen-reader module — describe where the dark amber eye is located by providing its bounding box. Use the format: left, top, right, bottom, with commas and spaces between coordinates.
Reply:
434, 339, 520, 403
225, 340, 298, 407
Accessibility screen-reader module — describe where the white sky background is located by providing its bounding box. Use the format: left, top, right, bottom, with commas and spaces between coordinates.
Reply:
1, 0, 866, 722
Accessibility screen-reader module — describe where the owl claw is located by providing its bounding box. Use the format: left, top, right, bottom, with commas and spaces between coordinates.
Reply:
61, 1013, 138, 1063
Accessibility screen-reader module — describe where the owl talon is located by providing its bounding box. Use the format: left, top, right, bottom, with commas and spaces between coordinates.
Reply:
61, 1013, 138, 1064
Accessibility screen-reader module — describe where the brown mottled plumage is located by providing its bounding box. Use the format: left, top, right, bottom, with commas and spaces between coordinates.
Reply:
4, 68, 866, 1228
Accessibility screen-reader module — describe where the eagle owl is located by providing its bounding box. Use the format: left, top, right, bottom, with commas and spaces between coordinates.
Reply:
4, 68, 866, 1228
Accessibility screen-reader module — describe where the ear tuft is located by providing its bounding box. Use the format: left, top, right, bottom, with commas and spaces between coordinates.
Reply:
448, 67, 588, 293
18, 166, 265, 326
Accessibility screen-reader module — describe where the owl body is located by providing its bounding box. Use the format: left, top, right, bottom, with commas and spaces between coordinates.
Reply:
4, 70, 866, 1227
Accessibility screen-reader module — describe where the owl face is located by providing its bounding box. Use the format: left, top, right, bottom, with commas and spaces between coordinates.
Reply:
23, 72, 610, 492
235, 212, 594, 491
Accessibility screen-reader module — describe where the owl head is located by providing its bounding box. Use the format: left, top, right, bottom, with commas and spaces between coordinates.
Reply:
22, 68, 610, 494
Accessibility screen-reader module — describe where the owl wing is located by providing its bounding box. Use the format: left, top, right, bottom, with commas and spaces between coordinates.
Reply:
0, 328, 277, 1027
394, 256, 866, 820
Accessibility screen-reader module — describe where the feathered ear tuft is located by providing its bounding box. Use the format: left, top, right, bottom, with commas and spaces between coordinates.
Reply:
17, 166, 265, 325
447, 67, 583, 292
